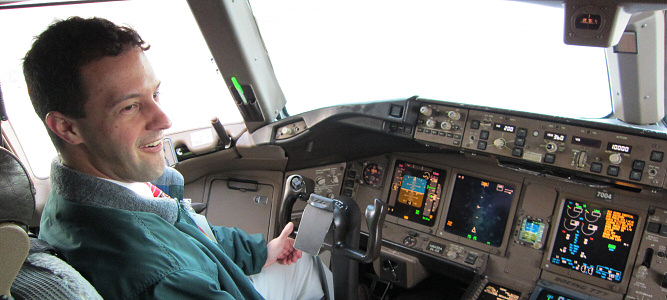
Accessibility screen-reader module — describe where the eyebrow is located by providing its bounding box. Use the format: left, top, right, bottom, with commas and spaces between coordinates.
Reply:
109, 81, 161, 109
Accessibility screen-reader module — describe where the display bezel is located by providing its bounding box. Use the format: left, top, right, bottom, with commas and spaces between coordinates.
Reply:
515, 217, 548, 248
382, 157, 452, 234
541, 195, 644, 294
436, 169, 521, 256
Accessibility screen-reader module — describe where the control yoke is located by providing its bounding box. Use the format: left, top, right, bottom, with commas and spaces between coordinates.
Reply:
280, 174, 387, 263
279, 174, 315, 230
280, 174, 387, 300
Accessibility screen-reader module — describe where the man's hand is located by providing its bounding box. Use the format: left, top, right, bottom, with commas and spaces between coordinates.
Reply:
264, 222, 302, 268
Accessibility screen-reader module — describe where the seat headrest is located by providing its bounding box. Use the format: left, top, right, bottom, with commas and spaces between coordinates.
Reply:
0, 147, 35, 227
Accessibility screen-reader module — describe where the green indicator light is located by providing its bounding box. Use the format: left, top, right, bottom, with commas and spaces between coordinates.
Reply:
608, 244, 617, 250
473, 236, 477, 241
415, 210, 420, 215
467, 234, 472, 239
231, 77, 248, 104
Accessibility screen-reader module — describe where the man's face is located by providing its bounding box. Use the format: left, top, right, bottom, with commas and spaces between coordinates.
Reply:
72, 47, 171, 182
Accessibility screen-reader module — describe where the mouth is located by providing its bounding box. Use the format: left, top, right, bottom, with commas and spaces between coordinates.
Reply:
139, 139, 163, 151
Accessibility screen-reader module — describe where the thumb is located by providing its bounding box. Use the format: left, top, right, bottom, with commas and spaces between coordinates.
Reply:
279, 222, 294, 239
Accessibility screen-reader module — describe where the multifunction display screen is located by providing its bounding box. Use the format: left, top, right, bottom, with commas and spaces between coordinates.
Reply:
444, 174, 515, 247
519, 218, 546, 245
477, 282, 520, 300
387, 161, 446, 227
549, 200, 637, 283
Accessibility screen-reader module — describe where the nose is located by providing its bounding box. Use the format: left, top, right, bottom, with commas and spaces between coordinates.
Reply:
146, 99, 172, 131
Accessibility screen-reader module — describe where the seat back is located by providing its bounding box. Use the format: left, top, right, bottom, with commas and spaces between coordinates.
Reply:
0, 147, 34, 298
0, 147, 102, 300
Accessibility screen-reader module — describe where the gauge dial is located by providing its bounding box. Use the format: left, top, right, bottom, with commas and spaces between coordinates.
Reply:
362, 163, 383, 186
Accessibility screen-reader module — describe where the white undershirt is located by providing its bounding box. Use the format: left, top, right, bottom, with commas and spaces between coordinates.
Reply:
101, 178, 154, 198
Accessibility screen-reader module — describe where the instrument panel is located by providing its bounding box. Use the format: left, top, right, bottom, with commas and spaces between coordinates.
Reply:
279, 98, 667, 299
342, 152, 665, 300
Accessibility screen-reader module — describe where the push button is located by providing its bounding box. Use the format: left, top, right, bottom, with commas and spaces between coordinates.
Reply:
517, 128, 528, 138
389, 104, 404, 118
544, 153, 556, 164
471, 120, 480, 130
629, 170, 642, 181
390, 123, 398, 131
480, 130, 490, 140
477, 141, 487, 150
515, 137, 525, 147
661, 225, 667, 237
632, 160, 646, 171
464, 253, 478, 265
607, 166, 620, 177
651, 151, 664, 162
512, 147, 523, 157
647, 222, 661, 234
590, 162, 603, 173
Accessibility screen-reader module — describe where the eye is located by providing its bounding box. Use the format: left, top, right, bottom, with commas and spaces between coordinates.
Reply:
152, 90, 161, 100
122, 104, 138, 112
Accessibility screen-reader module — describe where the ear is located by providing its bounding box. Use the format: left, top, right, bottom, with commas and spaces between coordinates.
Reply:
44, 111, 84, 145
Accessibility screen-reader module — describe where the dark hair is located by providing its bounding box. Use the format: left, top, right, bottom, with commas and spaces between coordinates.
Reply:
23, 16, 149, 149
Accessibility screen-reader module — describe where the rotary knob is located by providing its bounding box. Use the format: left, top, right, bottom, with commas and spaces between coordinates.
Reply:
609, 153, 623, 165
448, 111, 461, 121
440, 121, 452, 131
494, 138, 506, 149
447, 250, 458, 260
420, 106, 433, 116
546, 142, 558, 153
636, 265, 648, 280
425, 118, 437, 128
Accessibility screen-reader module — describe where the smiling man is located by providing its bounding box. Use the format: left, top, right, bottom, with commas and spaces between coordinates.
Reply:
24, 17, 331, 299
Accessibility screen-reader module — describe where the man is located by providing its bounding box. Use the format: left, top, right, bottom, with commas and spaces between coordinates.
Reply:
24, 17, 332, 299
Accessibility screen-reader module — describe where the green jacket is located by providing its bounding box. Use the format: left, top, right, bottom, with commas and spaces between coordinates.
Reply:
39, 160, 267, 299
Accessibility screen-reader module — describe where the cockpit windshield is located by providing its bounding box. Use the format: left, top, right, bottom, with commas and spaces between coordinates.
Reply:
249, 0, 611, 118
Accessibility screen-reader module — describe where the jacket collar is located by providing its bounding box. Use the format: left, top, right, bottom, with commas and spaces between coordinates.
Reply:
50, 158, 179, 224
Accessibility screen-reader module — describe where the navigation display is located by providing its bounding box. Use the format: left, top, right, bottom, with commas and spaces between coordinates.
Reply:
387, 161, 446, 227
549, 200, 637, 283
477, 282, 520, 300
444, 174, 515, 247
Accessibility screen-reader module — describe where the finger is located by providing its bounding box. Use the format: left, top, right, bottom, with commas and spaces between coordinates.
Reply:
279, 222, 294, 239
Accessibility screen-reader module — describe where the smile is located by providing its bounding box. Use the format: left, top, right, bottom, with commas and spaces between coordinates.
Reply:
140, 139, 163, 149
